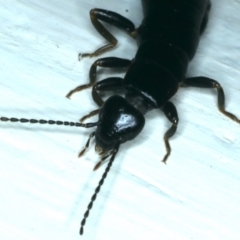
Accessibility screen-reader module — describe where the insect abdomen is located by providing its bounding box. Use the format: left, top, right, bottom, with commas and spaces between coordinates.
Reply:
138, 0, 209, 60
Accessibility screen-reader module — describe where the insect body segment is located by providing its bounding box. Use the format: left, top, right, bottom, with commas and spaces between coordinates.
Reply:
64, 0, 240, 233
67, 0, 213, 161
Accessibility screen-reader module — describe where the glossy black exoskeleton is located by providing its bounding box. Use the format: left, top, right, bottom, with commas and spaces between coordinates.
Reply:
1, 0, 240, 236
95, 95, 145, 150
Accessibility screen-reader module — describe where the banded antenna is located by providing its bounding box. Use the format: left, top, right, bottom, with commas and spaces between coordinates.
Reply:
0, 116, 120, 235
80, 142, 120, 235
0, 117, 98, 128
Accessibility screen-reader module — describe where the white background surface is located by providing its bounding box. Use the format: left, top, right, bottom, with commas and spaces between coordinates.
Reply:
0, 0, 240, 239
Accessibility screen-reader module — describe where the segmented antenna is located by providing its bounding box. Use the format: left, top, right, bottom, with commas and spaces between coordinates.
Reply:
0, 117, 98, 128
1, 116, 119, 235
80, 143, 120, 235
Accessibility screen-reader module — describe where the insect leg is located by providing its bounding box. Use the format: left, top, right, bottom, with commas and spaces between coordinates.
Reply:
181, 77, 240, 123
66, 57, 131, 99
161, 101, 179, 163
79, 8, 137, 59
75, 57, 131, 122
92, 77, 124, 106
80, 76, 125, 122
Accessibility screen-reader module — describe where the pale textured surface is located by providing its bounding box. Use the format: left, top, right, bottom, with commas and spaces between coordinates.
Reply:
0, 1, 240, 239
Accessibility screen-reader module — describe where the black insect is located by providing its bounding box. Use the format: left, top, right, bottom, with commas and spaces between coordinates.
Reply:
1, 0, 239, 236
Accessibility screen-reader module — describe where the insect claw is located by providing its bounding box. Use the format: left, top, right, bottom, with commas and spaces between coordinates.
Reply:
65, 93, 71, 99
162, 158, 167, 164
162, 150, 170, 164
